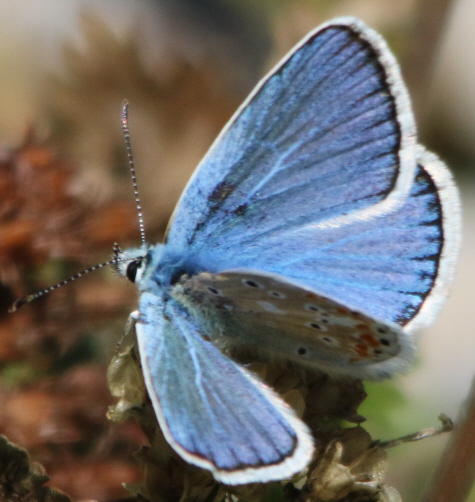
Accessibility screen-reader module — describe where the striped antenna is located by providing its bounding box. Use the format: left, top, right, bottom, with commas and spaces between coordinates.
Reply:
121, 100, 146, 246
10, 259, 115, 312
9, 244, 142, 312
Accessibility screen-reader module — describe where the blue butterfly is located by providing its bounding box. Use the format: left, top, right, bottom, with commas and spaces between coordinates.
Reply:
115, 17, 461, 485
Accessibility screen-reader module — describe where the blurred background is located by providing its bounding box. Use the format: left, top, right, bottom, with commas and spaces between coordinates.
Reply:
0, 0, 474, 501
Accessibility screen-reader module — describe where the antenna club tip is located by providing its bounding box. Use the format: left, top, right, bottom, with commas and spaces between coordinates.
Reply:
9, 297, 28, 313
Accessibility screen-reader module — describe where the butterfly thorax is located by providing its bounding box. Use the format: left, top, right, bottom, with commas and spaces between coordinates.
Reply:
118, 243, 206, 296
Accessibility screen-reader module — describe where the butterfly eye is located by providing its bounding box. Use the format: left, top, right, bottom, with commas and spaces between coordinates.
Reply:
126, 260, 141, 283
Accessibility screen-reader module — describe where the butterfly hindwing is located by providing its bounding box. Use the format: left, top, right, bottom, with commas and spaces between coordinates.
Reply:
250, 146, 459, 330
260, 146, 460, 330
176, 271, 414, 380
136, 292, 314, 484
404, 147, 461, 332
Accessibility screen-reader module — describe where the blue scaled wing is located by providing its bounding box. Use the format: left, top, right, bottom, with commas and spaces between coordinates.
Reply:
166, 17, 416, 257
135, 291, 314, 485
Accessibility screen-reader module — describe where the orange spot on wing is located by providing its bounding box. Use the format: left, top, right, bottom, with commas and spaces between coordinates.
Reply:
356, 323, 370, 330
359, 333, 380, 348
305, 293, 317, 299
336, 307, 349, 315
354, 344, 369, 357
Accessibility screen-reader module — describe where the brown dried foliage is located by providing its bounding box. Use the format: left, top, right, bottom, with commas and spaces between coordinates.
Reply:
0, 138, 145, 501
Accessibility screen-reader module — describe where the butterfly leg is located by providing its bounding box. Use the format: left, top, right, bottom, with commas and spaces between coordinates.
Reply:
115, 309, 140, 355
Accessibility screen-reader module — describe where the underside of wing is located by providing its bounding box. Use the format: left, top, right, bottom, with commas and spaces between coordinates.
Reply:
136, 292, 314, 484
176, 271, 414, 380
165, 17, 416, 255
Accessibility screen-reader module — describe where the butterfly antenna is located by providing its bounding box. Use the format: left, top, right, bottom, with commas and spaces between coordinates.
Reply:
9, 259, 118, 313
9, 244, 134, 313
121, 100, 146, 247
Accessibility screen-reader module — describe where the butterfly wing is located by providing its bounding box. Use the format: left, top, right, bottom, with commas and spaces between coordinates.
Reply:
165, 18, 417, 254
176, 148, 460, 379
136, 291, 314, 484
403, 147, 461, 332
176, 270, 413, 381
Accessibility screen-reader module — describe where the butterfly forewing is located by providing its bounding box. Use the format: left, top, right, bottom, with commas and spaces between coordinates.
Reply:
166, 19, 416, 256
160, 19, 455, 330
136, 292, 314, 484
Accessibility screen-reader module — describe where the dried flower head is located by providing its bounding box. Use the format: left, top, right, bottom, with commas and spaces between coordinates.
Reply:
107, 337, 404, 502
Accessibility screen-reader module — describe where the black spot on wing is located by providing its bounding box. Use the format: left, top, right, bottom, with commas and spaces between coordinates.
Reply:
187, 181, 237, 245
234, 203, 248, 216
209, 180, 236, 205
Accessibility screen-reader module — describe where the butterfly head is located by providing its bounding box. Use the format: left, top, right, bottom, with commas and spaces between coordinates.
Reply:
113, 244, 153, 285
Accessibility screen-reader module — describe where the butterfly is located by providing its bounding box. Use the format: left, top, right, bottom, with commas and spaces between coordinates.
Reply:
114, 17, 461, 485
